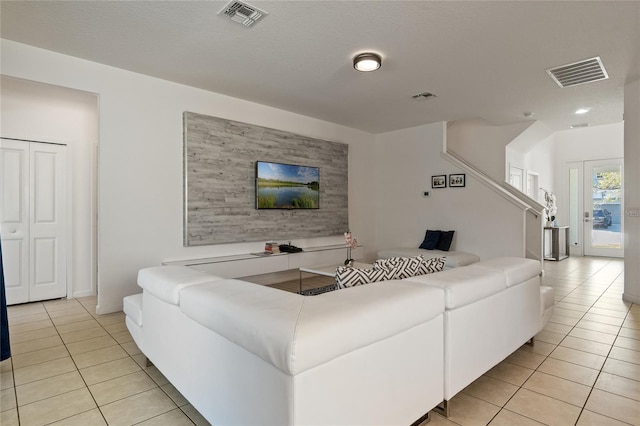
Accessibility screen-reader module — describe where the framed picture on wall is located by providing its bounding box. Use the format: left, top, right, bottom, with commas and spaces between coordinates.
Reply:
449, 174, 466, 188
432, 175, 447, 188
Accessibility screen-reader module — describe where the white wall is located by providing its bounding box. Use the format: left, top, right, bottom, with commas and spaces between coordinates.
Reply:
447, 118, 532, 182
522, 135, 555, 198
503, 121, 555, 202
1, 39, 377, 313
624, 78, 640, 304
1, 76, 99, 298
374, 122, 525, 260
553, 123, 624, 226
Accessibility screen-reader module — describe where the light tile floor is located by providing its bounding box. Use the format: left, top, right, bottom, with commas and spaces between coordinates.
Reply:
0, 256, 638, 425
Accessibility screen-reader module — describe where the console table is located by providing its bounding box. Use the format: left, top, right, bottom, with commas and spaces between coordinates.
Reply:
162, 244, 362, 284
544, 226, 569, 261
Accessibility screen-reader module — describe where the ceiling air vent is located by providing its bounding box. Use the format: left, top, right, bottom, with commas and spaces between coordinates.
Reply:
570, 123, 590, 129
218, 0, 267, 27
546, 57, 608, 88
412, 91, 437, 100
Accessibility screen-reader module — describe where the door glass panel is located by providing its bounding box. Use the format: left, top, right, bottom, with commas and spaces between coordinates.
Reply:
590, 164, 622, 249
569, 167, 579, 245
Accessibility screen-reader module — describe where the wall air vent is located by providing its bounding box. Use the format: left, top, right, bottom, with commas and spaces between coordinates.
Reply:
412, 91, 438, 100
218, 0, 267, 27
546, 57, 608, 88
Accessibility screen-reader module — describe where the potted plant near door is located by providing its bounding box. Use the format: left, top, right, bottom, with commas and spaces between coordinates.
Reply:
542, 188, 557, 227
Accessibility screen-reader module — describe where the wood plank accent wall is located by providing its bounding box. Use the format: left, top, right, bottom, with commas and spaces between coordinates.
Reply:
183, 112, 349, 246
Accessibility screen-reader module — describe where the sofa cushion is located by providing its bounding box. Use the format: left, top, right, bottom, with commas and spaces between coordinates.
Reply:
419, 230, 441, 250
378, 247, 480, 268
403, 265, 506, 309
123, 294, 143, 327
474, 257, 541, 288
436, 231, 455, 251
373, 255, 446, 279
335, 266, 396, 289
138, 265, 223, 305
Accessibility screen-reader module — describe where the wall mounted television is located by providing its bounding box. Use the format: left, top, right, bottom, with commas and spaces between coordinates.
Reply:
256, 161, 319, 209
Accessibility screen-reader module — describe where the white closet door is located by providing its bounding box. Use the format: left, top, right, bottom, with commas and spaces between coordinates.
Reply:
0, 139, 67, 304
29, 142, 67, 301
1, 140, 30, 304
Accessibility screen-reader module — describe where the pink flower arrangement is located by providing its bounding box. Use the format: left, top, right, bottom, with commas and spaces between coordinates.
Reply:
344, 231, 357, 265
344, 231, 358, 250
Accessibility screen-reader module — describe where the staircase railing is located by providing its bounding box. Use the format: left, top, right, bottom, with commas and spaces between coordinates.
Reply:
441, 149, 545, 261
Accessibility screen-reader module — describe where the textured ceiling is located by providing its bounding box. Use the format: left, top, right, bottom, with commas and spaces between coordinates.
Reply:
1, 1, 639, 133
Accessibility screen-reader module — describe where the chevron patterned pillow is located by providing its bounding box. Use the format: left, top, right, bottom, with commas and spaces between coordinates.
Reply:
373, 255, 446, 279
335, 266, 397, 289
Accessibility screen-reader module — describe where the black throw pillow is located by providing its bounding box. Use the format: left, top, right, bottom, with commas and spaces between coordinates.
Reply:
419, 230, 441, 250
437, 230, 455, 251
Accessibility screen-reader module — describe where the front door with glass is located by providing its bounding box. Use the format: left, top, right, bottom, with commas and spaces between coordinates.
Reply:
583, 159, 623, 257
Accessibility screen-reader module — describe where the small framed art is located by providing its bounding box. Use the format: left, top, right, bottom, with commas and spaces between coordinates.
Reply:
432, 175, 447, 188
449, 173, 466, 187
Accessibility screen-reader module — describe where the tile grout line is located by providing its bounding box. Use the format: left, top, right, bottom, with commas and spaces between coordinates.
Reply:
487, 259, 631, 425
81, 300, 197, 425
447, 260, 603, 425
573, 303, 638, 426
43, 298, 111, 426
551, 261, 635, 425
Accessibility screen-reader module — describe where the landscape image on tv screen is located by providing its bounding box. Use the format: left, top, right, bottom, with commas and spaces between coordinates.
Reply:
256, 161, 319, 209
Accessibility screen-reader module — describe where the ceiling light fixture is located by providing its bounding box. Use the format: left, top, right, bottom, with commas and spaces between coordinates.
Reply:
575, 108, 590, 115
412, 91, 437, 100
353, 53, 382, 72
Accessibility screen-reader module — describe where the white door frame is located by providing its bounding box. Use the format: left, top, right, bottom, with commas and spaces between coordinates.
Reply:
525, 170, 539, 199
509, 163, 524, 191
563, 161, 584, 256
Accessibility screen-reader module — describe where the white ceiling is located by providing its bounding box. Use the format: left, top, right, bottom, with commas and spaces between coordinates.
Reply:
1, 1, 639, 134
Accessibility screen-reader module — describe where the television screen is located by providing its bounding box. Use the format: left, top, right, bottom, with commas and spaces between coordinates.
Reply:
256, 161, 319, 209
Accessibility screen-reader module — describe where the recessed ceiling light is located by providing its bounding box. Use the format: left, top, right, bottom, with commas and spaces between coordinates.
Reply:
353, 53, 382, 72
575, 108, 590, 115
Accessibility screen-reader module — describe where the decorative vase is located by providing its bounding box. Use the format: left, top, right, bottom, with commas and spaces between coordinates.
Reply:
344, 247, 354, 266
546, 220, 553, 228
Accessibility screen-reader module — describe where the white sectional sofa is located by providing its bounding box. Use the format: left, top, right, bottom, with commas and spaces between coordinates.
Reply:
124, 257, 552, 425
127, 266, 445, 426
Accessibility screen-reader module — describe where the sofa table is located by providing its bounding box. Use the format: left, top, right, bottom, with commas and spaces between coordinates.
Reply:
544, 226, 569, 261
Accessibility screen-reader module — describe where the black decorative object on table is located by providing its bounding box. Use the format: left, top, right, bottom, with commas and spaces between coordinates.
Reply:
279, 244, 302, 253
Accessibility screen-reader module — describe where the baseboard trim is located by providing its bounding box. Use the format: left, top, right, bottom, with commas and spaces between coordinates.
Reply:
96, 302, 123, 315
622, 292, 640, 304
72, 289, 97, 299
